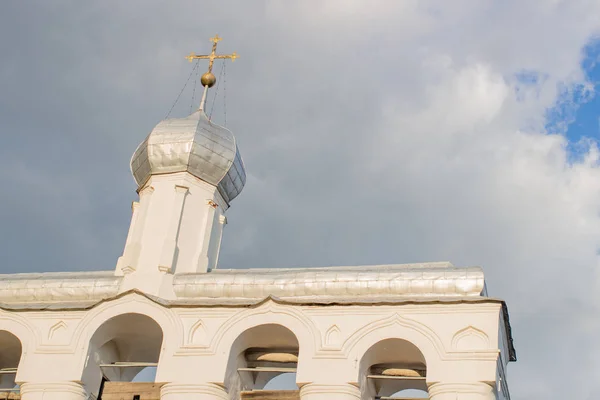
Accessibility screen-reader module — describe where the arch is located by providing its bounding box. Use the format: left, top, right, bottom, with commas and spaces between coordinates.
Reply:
224, 323, 301, 399
358, 338, 427, 399
81, 312, 165, 399
74, 294, 178, 355
0, 330, 23, 391
0, 314, 35, 355
213, 302, 318, 358
0, 314, 34, 394
346, 313, 443, 368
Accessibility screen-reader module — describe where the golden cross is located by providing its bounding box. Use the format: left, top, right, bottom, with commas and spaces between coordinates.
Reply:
185, 35, 238, 74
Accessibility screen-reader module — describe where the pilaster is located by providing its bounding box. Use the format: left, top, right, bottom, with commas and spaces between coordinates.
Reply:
20, 382, 88, 400
158, 184, 189, 273
428, 382, 496, 400
117, 185, 154, 276
195, 198, 219, 272
160, 383, 228, 400
299, 383, 361, 400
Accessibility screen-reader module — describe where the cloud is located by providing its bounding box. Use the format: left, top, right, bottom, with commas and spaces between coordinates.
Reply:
1, 1, 600, 398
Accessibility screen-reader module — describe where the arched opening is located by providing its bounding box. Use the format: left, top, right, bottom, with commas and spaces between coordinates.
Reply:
225, 324, 300, 400
0, 330, 22, 396
82, 313, 163, 399
359, 338, 427, 400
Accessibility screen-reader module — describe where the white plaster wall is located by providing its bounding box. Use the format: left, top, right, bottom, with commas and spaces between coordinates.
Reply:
118, 173, 228, 296
0, 293, 508, 399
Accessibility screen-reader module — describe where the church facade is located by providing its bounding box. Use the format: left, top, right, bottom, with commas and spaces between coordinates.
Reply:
0, 38, 515, 400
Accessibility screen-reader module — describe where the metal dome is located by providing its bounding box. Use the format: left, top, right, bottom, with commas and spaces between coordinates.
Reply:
130, 111, 246, 204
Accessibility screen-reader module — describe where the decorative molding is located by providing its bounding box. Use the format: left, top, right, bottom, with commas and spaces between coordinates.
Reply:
332, 313, 500, 363
444, 349, 500, 361
48, 321, 68, 341
0, 285, 506, 312
121, 265, 136, 275
174, 185, 189, 194
302, 302, 501, 316
451, 326, 490, 350
175, 309, 233, 318
33, 315, 85, 353
188, 319, 208, 346
208, 299, 320, 357
139, 185, 155, 197
324, 324, 342, 348
158, 265, 172, 273
341, 313, 446, 362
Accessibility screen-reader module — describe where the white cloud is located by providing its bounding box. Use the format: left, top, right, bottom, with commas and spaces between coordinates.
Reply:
252, 2, 600, 398
2, 1, 600, 398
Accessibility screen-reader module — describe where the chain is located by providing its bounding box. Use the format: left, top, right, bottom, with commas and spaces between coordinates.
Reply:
208, 60, 226, 122
165, 60, 199, 119
190, 61, 200, 114
223, 62, 227, 127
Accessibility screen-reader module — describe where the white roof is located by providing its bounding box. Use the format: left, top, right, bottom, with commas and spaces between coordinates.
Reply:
0, 262, 485, 309
174, 262, 484, 300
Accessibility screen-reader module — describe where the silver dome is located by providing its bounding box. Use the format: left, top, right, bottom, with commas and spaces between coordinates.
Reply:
130, 111, 246, 204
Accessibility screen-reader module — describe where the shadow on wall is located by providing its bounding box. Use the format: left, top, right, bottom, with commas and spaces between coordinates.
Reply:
80, 313, 164, 398
359, 338, 428, 399
225, 324, 300, 399
0, 330, 22, 395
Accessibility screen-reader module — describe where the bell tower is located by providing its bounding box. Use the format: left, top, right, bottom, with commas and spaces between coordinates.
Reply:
115, 36, 245, 296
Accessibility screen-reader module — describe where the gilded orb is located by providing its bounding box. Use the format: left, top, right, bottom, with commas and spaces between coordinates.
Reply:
201, 72, 217, 88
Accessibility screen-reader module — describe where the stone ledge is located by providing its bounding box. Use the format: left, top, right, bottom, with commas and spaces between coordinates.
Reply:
241, 390, 300, 400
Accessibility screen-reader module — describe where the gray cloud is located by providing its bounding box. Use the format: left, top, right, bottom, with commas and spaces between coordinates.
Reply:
1, 1, 600, 399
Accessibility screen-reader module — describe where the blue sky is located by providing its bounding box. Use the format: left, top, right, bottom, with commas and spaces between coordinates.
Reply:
118, 32, 600, 397
2, 2, 600, 399
548, 39, 600, 154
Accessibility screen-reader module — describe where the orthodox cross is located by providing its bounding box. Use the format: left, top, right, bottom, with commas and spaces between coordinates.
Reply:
186, 35, 238, 88
186, 35, 238, 113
